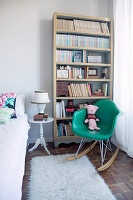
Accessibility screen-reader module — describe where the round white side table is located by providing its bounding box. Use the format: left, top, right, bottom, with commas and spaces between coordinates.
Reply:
28, 117, 54, 154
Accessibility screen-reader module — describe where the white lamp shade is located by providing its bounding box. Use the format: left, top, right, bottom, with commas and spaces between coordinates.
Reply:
31, 91, 50, 104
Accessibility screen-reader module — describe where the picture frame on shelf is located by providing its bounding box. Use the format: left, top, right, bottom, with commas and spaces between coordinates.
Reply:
57, 69, 69, 79
88, 68, 98, 79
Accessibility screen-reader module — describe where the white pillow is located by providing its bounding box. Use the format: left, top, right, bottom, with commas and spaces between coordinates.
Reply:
15, 94, 25, 116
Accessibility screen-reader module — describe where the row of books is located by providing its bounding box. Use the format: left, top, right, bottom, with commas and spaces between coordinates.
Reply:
78, 103, 90, 109
68, 83, 93, 97
56, 34, 109, 49
57, 19, 110, 33
57, 65, 98, 79
56, 50, 82, 63
57, 19, 74, 31
57, 122, 74, 137
74, 20, 102, 33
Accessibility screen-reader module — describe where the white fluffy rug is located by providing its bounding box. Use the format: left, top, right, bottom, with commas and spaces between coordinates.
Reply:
28, 154, 116, 200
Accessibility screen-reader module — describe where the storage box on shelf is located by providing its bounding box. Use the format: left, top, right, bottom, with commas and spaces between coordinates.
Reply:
53, 12, 113, 147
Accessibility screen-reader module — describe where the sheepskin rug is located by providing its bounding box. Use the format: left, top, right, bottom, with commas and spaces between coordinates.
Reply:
28, 154, 116, 200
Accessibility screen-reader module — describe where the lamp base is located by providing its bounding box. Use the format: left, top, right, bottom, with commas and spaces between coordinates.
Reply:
37, 104, 46, 115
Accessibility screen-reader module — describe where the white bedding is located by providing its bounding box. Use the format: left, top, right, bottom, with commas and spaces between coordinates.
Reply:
0, 114, 30, 200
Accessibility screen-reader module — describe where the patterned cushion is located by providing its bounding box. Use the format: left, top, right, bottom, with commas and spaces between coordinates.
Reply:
0, 107, 14, 123
0, 93, 17, 118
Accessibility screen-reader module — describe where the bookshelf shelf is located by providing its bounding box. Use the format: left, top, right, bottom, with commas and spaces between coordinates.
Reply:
56, 96, 110, 100
53, 12, 113, 147
56, 78, 111, 82
56, 62, 111, 67
56, 45, 111, 52
56, 117, 73, 120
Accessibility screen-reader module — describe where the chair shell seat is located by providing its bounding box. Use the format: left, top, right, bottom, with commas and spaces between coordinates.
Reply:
73, 124, 113, 141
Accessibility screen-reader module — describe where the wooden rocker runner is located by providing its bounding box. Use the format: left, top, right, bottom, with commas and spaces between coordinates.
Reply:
66, 100, 121, 172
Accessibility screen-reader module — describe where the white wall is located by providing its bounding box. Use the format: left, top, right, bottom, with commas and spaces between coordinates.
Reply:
0, 0, 112, 143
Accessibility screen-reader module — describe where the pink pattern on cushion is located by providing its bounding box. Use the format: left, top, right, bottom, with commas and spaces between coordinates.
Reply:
5, 93, 16, 98
0, 99, 5, 108
0, 92, 17, 118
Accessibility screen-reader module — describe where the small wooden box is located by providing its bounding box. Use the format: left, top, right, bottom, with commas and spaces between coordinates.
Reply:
34, 114, 43, 121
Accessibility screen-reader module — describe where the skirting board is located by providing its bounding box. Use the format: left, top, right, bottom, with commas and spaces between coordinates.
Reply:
28, 137, 53, 144
54, 138, 81, 148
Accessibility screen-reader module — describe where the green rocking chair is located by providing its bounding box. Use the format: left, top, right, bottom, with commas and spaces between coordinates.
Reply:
67, 99, 121, 172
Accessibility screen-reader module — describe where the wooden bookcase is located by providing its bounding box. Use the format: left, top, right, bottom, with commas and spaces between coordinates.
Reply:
53, 12, 113, 147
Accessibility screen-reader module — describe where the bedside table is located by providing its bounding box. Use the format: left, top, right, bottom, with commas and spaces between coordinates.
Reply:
28, 117, 54, 154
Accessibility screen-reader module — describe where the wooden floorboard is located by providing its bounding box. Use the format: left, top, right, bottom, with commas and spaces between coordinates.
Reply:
22, 142, 133, 200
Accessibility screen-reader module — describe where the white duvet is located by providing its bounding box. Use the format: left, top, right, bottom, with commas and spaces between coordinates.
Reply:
0, 114, 30, 200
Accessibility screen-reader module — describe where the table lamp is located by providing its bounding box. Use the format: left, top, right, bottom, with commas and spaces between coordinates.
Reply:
31, 91, 50, 115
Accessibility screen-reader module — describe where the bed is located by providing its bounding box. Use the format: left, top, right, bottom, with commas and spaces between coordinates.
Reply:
0, 94, 30, 200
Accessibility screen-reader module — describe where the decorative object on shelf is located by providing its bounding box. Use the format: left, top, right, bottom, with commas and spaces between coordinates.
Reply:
88, 54, 102, 63
84, 105, 100, 130
101, 68, 108, 79
57, 69, 69, 79
56, 82, 68, 97
65, 100, 79, 113
93, 89, 104, 96
31, 91, 50, 115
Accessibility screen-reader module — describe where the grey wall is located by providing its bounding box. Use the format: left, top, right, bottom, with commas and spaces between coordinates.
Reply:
0, 0, 113, 143
107, 0, 113, 18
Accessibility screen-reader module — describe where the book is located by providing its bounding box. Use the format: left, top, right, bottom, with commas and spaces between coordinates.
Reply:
67, 123, 74, 136
73, 51, 82, 62
68, 85, 72, 97
56, 102, 61, 117
102, 83, 108, 96
101, 22, 110, 34
62, 100, 66, 117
